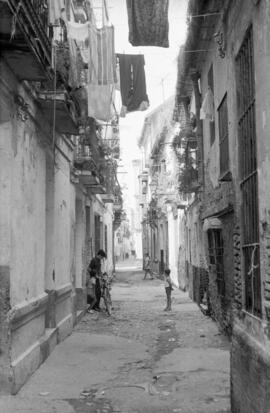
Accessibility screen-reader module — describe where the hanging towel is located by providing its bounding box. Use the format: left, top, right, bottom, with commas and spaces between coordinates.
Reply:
88, 24, 117, 85
67, 21, 90, 64
88, 0, 117, 85
67, 22, 89, 42
67, 1, 117, 85
115, 61, 121, 91
117, 54, 149, 116
49, 0, 66, 24
88, 84, 115, 121
68, 38, 86, 88
126, 0, 169, 48
200, 88, 215, 121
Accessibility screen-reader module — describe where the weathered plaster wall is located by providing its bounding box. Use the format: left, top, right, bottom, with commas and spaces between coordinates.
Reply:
103, 203, 114, 275
184, 201, 209, 305
252, 0, 270, 314
11, 121, 46, 304
75, 195, 85, 289
223, 0, 270, 411
54, 149, 72, 288
198, 22, 236, 331
0, 59, 81, 393
177, 209, 188, 291
167, 206, 179, 288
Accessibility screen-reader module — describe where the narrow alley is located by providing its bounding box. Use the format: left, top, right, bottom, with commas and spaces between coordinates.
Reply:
0, 261, 230, 413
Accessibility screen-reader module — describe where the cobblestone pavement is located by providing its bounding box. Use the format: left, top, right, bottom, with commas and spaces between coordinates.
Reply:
0, 260, 231, 413
72, 261, 231, 413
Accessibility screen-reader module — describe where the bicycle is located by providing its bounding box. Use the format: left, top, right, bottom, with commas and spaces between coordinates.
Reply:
100, 273, 113, 315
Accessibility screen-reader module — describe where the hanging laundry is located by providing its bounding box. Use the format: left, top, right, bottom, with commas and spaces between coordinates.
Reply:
88, 24, 117, 85
49, 0, 66, 24
117, 54, 149, 117
88, 0, 117, 85
200, 88, 215, 121
115, 62, 121, 91
67, 1, 117, 85
67, 22, 89, 42
67, 21, 90, 64
126, 0, 169, 48
88, 84, 115, 121
68, 38, 86, 88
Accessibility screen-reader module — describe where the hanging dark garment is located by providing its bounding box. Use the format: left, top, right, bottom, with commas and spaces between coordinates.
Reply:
126, 0, 169, 48
117, 54, 149, 116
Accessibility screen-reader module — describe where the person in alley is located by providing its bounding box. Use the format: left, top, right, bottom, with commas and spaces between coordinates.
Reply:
164, 268, 173, 311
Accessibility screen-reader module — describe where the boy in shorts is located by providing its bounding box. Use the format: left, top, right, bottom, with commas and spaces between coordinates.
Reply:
164, 268, 173, 311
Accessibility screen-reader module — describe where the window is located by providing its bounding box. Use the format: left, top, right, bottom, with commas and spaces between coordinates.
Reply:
142, 180, 147, 194
208, 64, 215, 145
208, 229, 225, 296
236, 25, 261, 316
218, 93, 229, 177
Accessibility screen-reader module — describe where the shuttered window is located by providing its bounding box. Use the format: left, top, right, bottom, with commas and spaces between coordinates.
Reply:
218, 93, 229, 177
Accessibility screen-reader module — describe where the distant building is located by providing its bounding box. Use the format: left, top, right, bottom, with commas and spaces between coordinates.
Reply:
138, 97, 185, 286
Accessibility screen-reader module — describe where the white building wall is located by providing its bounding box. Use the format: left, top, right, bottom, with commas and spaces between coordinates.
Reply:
167, 205, 179, 288
103, 203, 114, 275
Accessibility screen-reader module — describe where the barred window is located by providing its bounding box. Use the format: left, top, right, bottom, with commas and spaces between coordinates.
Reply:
208, 229, 225, 296
236, 25, 261, 316
218, 93, 229, 177
208, 64, 215, 145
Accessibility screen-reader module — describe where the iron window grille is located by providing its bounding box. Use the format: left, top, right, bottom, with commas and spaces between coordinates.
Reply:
218, 93, 229, 177
208, 64, 216, 146
236, 25, 261, 316
208, 229, 225, 296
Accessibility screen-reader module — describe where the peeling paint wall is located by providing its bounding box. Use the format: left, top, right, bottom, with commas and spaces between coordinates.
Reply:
0, 59, 84, 393
220, 0, 270, 411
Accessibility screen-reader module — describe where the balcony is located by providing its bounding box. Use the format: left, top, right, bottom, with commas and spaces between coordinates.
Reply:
178, 165, 199, 193
113, 188, 123, 211
113, 202, 123, 211
100, 160, 117, 203
0, 0, 52, 80
37, 89, 79, 135
74, 171, 105, 194
113, 209, 123, 230
74, 139, 106, 193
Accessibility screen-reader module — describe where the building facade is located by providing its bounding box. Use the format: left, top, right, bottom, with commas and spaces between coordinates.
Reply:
174, 0, 270, 411
138, 97, 184, 286
0, 0, 121, 393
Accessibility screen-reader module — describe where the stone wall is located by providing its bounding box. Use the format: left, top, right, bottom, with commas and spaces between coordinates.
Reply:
231, 323, 270, 413
224, 0, 270, 410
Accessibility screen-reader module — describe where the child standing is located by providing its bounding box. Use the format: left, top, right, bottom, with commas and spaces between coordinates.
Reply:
164, 268, 173, 311
143, 253, 154, 280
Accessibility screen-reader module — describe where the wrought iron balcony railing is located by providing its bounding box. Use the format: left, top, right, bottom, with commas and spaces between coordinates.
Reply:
0, 0, 52, 80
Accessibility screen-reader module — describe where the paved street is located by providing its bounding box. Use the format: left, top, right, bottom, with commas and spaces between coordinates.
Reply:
0, 261, 231, 413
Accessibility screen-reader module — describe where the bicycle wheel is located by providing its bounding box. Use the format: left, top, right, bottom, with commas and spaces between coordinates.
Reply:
103, 288, 112, 315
